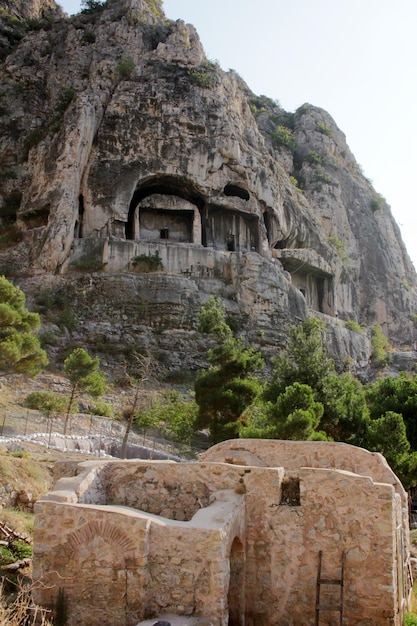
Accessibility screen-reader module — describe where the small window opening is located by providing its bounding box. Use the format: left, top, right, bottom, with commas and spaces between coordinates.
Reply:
226, 233, 235, 251
160, 227, 169, 240
280, 477, 300, 506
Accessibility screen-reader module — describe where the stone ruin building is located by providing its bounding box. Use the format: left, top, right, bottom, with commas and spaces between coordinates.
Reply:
33, 439, 412, 626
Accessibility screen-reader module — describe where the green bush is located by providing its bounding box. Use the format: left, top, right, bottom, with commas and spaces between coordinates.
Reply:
371, 325, 390, 368
81, 0, 106, 12
317, 121, 332, 136
81, 30, 96, 43
345, 320, 362, 334
55, 87, 76, 113
88, 399, 116, 418
39, 329, 61, 347
370, 194, 384, 212
272, 125, 296, 151
188, 64, 217, 89
313, 169, 332, 185
24, 391, 68, 414
328, 236, 347, 265
405, 613, 417, 626
0, 540, 32, 566
306, 150, 326, 166
116, 56, 135, 80
289, 175, 302, 190
147, 0, 164, 17
248, 95, 280, 116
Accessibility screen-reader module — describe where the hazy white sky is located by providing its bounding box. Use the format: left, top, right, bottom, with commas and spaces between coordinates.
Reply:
59, 0, 417, 268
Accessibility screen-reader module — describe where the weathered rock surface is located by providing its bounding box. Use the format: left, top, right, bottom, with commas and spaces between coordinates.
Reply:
0, 0, 416, 375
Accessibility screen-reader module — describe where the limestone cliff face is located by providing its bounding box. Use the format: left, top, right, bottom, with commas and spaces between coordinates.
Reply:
0, 0, 416, 375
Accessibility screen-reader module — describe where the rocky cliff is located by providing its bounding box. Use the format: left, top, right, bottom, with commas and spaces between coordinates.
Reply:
0, 0, 416, 377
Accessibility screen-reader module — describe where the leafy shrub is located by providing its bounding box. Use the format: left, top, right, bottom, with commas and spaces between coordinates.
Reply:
81, 0, 106, 12
317, 121, 332, 136
328, 236, 347, 265
370, 193, 384, 211
306, 150, 326, 166
189, 67, 215, 89
405, 613, 417, 626
248, 95, 280, 116
296, 103, 309, 117
272, 125, 296, 151
131, 251, 163, 273
345, 320, 362, 334
371, 325, 390, 368
24, 391, 67, 414
26, 14, 55, 30
147, 0, 164, 18
39, 329, 61, 347
88, 399, 116, 418
313, 169, 332, 185
55, 87, 76, 113
289, 175, 304, 193
9, 450, 30, 459
116, 56, 135, 79
248, 96, 267, 116
81, 29, 96, 43
0, 540, 32, 566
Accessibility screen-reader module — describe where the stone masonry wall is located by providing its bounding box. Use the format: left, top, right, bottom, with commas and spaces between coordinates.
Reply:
33, 442, 410, 626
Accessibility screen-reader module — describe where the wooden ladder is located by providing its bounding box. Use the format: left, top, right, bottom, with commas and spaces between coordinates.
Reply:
315, 550, 346, 626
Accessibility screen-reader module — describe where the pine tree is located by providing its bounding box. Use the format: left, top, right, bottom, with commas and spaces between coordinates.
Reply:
0, 276, 48, 377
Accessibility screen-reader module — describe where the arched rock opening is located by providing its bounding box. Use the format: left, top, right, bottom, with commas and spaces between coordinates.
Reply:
224, 184, 250, 201
126, 177, 205, 246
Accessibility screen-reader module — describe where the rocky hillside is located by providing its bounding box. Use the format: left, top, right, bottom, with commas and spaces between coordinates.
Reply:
0, 0, 416, 378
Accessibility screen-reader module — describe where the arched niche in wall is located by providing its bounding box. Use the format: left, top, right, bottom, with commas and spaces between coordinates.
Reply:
126, 176, 206, 246
224, 184, 250, 201
228, 536, 245, 626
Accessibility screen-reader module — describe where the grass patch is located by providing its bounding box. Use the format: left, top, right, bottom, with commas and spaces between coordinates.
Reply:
0, 452, 51, 499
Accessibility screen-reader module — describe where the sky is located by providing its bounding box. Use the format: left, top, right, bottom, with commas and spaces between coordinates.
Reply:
58, 0, 417, 268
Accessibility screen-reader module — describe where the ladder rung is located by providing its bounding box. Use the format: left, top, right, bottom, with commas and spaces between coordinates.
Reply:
315, 550, 345, 625
316, 603, 342, 611
318, 577, 342, 585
